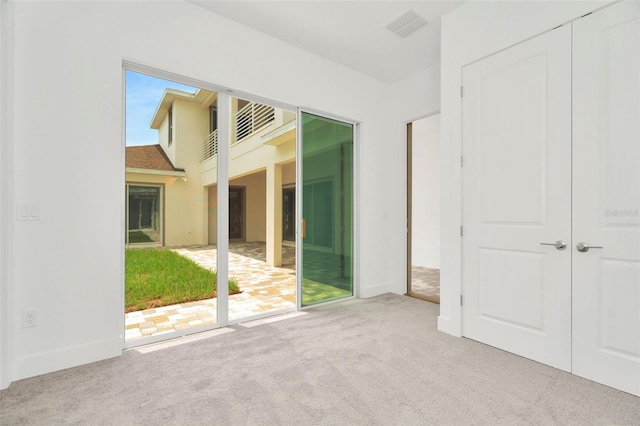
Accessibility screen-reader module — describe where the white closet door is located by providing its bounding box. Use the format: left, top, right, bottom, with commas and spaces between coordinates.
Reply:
462, 25, 572, 371
572, 0, 640, 396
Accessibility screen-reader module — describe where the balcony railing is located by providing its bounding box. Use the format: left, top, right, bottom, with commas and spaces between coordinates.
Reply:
202, 102, 275, 161
203, 129, 218, 160
235, 102, 275, 142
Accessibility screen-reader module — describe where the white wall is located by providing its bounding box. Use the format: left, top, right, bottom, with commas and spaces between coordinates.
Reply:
386, 64, 442, 295
1, 0, 417, 387
0, 0, 13, 390
438, 0, 615, 337
411, 114, 440, 269
0, 0, 3, 390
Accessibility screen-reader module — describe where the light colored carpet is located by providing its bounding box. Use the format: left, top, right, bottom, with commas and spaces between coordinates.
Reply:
1, 294, 638, 425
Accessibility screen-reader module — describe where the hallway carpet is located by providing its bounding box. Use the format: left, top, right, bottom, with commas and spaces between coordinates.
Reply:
1, 294, 638, 425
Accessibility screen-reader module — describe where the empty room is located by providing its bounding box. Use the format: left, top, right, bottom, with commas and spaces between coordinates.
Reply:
0, 0, 638, 424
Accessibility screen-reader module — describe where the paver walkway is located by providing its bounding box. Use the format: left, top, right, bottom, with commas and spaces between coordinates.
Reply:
125, 248, 439, 342
125, 243, 296, 342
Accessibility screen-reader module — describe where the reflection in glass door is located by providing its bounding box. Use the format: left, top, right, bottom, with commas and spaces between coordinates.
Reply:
283, 187, 296, 242
126, 185, 162, 245
299, 112, 354, 306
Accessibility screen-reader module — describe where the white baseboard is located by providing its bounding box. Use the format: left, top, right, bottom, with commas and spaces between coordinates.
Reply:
437, 315, 462, 337
359, 283, 389, 298
13, 337, 122, 383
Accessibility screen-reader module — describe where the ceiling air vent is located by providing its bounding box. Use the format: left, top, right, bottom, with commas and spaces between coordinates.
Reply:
386, 9, 428, 38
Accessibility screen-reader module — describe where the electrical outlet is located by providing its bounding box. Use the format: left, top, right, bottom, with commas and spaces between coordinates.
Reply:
22, 310, 37, 328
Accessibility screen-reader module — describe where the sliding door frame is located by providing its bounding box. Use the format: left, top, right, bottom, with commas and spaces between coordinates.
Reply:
122, 62, 299, 348
123, 62, 361, 347
296, 108, 359, 309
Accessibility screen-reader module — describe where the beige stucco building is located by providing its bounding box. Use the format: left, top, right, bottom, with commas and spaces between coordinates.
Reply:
125, 88, 296, 267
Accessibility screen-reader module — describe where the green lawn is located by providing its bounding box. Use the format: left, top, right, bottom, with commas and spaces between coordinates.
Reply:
125, 248, 240, 313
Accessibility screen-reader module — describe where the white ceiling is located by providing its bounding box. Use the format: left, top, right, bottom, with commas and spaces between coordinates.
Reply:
191, 1, 465, 84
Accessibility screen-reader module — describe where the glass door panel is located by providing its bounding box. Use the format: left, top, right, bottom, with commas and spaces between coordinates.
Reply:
300, 112, 353, 306
123, 69, 219, 346
227, 95, 297, 321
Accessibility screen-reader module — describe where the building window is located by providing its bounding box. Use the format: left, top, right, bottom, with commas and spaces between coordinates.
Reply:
126, 184, 163, 245
210, 106, 217, 133
168, 105, 173, 145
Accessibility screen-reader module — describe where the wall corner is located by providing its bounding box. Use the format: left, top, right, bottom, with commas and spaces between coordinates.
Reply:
0, 0, 15, 390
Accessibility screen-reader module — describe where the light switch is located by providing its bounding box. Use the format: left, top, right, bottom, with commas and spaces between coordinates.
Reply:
29, 204, 40, 220
16, 204, 41, 221
19, 204, 29, 220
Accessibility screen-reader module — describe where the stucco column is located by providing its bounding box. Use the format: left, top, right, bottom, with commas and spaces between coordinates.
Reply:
266, 163, 283, 267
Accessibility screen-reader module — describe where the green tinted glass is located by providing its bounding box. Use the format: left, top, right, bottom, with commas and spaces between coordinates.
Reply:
301, 112, 353, 306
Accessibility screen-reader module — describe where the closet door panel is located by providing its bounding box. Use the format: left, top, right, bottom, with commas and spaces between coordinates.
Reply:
572, 0, 640, 396
462, 25, 572, 371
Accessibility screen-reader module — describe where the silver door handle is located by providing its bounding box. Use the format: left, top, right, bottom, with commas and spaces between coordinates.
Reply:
540, 241, 567, 250
576, 242, 603, 253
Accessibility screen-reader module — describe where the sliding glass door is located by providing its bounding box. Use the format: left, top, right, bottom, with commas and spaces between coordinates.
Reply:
299, 111, 354, 306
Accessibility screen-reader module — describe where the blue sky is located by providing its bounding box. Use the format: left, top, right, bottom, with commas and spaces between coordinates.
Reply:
125, 70, 197, 146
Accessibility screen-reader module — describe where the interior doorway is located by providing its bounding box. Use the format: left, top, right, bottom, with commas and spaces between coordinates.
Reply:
407, 114, 441, 303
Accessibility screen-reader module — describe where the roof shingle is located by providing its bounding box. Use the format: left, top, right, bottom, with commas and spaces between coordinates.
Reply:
125, 145, 183, 172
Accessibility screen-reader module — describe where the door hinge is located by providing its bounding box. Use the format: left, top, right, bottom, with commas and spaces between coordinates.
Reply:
460, 225, 463, 237
460, 156, 463, 167
460, 86, 463, 98
460, 295, 463, 306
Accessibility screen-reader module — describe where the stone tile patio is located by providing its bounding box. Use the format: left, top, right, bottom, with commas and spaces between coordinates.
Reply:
125, 252, 438, 343
125, 243, 297, 342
